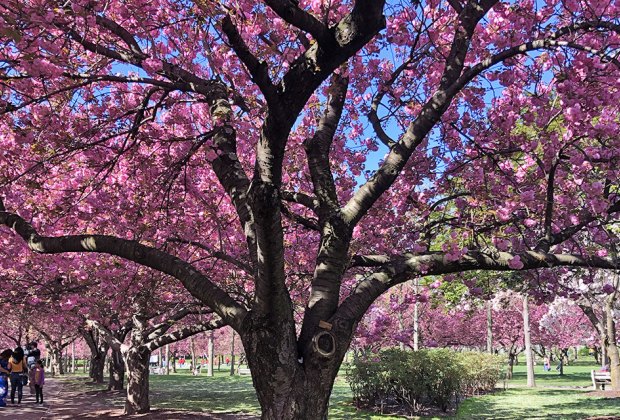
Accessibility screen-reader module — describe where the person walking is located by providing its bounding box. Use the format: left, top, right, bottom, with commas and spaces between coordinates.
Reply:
32, 360, 45, 404
8, 347, 27, 405
26, 342, 40, 396
0, 349, 12, 407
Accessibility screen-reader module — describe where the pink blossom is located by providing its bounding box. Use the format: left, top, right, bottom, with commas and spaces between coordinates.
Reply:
508, 255, 524, 269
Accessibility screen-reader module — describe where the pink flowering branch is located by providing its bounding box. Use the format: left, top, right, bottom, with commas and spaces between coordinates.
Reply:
0, 203, 247, 330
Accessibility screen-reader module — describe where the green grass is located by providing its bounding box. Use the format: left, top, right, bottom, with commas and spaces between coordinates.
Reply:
456, 388, 619, 419
150, 370, 260, 414
505, 359, 600, 388
58, 357, 619, 419
454, 358, 619, 420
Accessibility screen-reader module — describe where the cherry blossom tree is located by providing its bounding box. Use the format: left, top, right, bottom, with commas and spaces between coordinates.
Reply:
1, 0, 620, 418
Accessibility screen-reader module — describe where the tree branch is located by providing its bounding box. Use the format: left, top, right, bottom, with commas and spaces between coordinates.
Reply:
303, 73, 348, 214
263, 0, 332, 46
337, 249, 620, 324
221, 15, 279, 106
85, 320, 125, 352
167, 237, 253, 274
280, 190, 320, 212
0, 207, 247, 330
144, 318, 224, 352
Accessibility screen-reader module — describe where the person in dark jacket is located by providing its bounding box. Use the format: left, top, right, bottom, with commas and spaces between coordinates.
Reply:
0, 349, 12, 407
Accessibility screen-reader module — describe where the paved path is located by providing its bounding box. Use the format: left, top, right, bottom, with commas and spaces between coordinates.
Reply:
0, 377, 258, 419
0, 377, 61, 419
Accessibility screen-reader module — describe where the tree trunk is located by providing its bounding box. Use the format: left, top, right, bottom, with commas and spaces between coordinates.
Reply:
190, 336, 197, 373
593, 346, 601, 365
413, 279, 420, 351
522, 295, 536, 387
486, 301, 493, 353
71, 341, 76, 373
240, 321, 342, 419
90, 353, 106, 383
605, 296, 620, 390
165, 344, 170, 375
208, 331, 214, 377
109, 348, 125, 391
506, 352, 515, 380
51, 348, 64, 375
230, 332, 235, 376
124, 346, 151, 415
83, 329, 109, 384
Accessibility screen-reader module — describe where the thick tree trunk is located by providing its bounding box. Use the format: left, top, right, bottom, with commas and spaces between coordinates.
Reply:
51, 348, 64, 375
109, 348, 125, 391
90, 353, 106, 383
239, 316, 347, 420
522, 295, 536, 388
605, 297, 620, 390
124, 347, 151, 415
83, 329, 108, 383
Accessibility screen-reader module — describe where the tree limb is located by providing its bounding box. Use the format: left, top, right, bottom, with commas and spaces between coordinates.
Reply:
338, 249, 620, 324
0, 207, 247, 329
263, 0, 332, 46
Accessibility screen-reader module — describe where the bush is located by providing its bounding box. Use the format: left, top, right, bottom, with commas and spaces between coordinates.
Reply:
346, 349, 503, 414
458, 352, 504, 397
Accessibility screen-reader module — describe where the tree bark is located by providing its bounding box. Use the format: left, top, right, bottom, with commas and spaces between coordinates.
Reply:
506, 351, 516, 380
605, 296, 620, 390
124, 346, 151, 415
165, 344, 170, 375
109, 348, 125, 391
208, 331, 215, 377
230, 332, 235, 376
486, 301, 493, 353
240, 318, 343, 420
413, 279, 420, 351
90, 353, 106, 383
522, 295, 536, 387
51, 348, 64, 375
190, 336, 197, 373
71, 342, 76, 373
83, 330, 108, 383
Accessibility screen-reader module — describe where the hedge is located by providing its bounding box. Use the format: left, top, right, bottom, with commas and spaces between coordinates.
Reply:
346, 349, 504, 414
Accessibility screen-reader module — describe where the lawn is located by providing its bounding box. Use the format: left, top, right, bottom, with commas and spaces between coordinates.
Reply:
60, 357, 619, 419
146, 358, 619, 419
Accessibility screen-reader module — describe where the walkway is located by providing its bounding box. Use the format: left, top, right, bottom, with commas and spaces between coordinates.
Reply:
0, 377, 62, 419
0, 377, 258, 419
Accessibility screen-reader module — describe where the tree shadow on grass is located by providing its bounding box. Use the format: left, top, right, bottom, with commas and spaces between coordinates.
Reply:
456, 389, 620, 420
150, 374, 260, 415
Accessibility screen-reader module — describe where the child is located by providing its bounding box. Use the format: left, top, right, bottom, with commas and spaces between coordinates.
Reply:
32, 360, 45, 404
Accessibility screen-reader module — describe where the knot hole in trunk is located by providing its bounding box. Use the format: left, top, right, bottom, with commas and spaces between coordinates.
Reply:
312, 330, 336, 358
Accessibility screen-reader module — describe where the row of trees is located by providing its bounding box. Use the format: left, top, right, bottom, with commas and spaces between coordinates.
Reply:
1, 0, 619, 418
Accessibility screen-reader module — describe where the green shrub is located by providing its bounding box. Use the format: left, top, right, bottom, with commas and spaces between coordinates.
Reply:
458, 352, 504, 397
346, 349, 503, 415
